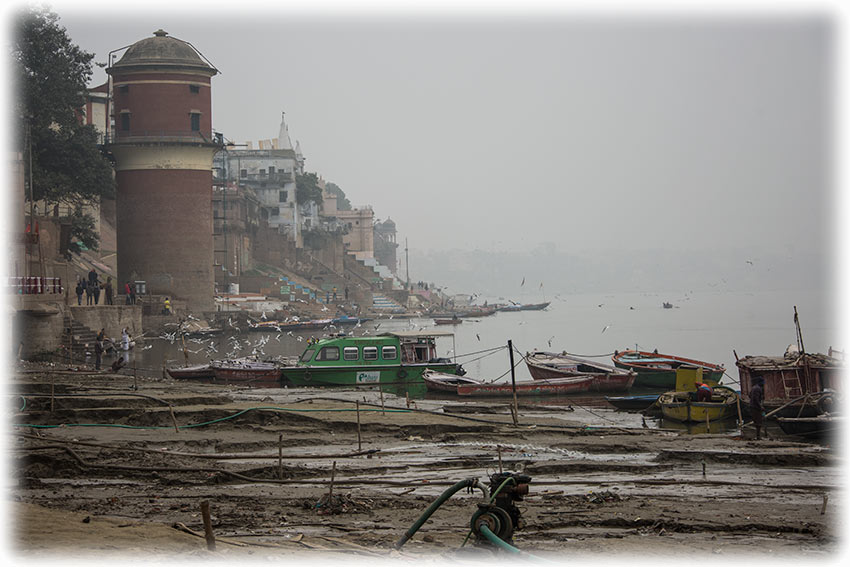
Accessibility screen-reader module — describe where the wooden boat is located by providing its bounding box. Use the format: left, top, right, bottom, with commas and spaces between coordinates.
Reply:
526, 351, 636, 392
605, 394, 661, 411
612, 349, 725, 389
456, 375, 594, 397
280, 330, 464, 388
210, 358, 281, 387
422, 370, 483, 393
518, 302, 550, 311
776, 414, 842, 440
166, 363, 215, 380
658, 386, 739, 423
736, 352, 843, 418
434, 318, 462, 325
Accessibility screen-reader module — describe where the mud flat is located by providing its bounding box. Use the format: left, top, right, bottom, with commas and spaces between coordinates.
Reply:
8, 365, 842, 561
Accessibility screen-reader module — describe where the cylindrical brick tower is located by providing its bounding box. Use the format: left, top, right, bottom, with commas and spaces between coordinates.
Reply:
107, 29, 218, 313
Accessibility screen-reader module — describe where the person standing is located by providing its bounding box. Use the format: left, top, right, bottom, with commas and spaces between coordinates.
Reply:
749, 377, 765, 440
105, 277, 114, 305
75, 278, 84, 305
696, 382, 713, 402
94, 333, 104, 371
124, 281, 132, 304
163, 297, 171, 315
93, 276, 101, 305
85, 279, 93, 305
344, 286, 349, 301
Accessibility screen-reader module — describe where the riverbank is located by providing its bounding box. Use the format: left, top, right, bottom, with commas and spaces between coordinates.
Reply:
7, 363, 841, 562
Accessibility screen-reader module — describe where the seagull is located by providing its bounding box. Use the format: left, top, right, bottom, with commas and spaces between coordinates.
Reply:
476, 333, 481, 341
601, 325, 611, 334
746, 260, 754, 265
547, 336, 555, 347
520, 277, 525, 287
261, 311, 267, 320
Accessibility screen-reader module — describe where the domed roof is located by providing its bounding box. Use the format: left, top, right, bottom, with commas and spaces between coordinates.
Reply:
109, 30, 217, 75
378, 218, 396, 230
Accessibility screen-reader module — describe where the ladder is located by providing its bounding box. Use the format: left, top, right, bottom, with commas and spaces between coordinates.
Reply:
781, 370, 803, 399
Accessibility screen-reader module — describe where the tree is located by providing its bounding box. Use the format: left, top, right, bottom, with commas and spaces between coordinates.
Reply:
295, 172, 323, 207
325, 182, 352, 211
12, 7, 115, 246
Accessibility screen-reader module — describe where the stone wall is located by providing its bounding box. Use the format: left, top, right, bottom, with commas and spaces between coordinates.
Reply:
69, 304, 143, 339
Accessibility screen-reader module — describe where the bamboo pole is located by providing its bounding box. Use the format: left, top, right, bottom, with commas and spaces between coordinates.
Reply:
497, 445, 503, 473
379, 386, 385, 416
508, 340, 518, 426
821, 494, 828, 515
278, 434, 283, 480
329, 461, 337, 500
200, 500, 216, 551
356, 400, 362, 452
50, 373, 55, 413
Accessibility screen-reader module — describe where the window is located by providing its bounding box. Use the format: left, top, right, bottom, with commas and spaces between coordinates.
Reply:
299, 349, 315, 363
190, 113, 200, 131
259, 169, 266, 176
240, 169, 247, 178
279, 190, 288, 202
270, 207, 280, 216
120, 112, 130, 131
316, 346, 340, 361
268, 166, 275, 175
343, 347, 359, 361
189, 85, 200, 94
363, 347, 378, 361
382, 346, 398, 360
119, 85, 129, 94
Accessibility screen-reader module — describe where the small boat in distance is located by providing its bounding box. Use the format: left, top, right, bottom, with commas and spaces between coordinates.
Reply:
210, 358, 281, 387
166, 363, 215, 380
526, 350, 636, 392
434, 317, 462, 325
612, 349, 725, 389
519, 302, 550, 311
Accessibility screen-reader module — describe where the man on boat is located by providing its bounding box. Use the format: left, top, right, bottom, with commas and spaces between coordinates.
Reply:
749, 377, 765, 440
696, 382, 713, 402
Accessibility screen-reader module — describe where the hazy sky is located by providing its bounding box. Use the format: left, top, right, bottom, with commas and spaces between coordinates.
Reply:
14, 3, 838, 256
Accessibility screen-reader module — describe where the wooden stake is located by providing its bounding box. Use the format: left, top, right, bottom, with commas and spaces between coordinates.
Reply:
821, 494, 828, 515
356, 400, 362, 451
133, 353, 137, 391
705, 409, 710, 430
405, 391, 410, 409
168, 405, 180, 433
329, 461, 337, 499
50, 373, 55, 413
278, 434, 283, 480
200, 500, 216, 551
380, 386, 385, 416
508, 340, 519, 426
497, 445, 503, 473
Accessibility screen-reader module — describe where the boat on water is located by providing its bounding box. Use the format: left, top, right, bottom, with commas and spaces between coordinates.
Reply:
658, 387, 739, 423
456, 375, 594, 397
210, 358, 281, 387
612, 349, 725, 389
526, 350, 635, 392
519, 302, 550, 311
166, 363, 215, 380
280, 330, 464, 388
422, 370, 484, 393
605, 394, 661, 411
434, 318, 462, 325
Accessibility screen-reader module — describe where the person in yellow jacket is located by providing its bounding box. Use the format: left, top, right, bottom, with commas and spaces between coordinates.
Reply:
163, 297, 171, 315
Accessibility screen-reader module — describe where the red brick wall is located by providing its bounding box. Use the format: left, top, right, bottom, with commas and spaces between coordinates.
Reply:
116, 169, 213, 312
112, 72, 212, 137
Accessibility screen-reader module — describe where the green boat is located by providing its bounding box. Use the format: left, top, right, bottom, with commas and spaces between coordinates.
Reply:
280, 330, 464, 394
612, 349, 725, 389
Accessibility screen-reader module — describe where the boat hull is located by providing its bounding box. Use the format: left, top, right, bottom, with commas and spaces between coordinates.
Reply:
166, 364, 215, 380
658, 389, 739, 423
526, 353, 636, 392
612, 350, 725, 389
422, 371, 482, 393
605, 394, 660, 411
281, 362, 461, 388
456, 376, 593, 397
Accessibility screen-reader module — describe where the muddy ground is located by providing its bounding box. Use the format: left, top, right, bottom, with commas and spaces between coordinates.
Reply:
6, 364, 844, 563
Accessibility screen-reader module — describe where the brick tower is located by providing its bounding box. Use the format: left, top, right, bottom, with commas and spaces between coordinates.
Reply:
107, 29, 218, 313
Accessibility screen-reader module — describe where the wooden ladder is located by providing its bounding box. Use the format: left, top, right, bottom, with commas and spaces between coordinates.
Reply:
781, 371, 803, 399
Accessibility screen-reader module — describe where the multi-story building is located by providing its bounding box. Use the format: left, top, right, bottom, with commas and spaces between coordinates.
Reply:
373, 218, 399, 276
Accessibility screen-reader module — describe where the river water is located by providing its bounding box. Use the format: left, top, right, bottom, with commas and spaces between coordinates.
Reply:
127, 288, 833, 386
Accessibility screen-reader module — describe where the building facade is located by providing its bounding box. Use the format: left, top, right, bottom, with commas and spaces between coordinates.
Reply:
107, 29, 219, 312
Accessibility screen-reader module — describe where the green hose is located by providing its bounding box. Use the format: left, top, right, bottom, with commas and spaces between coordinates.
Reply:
478, 524, 521, 553
394, 478, 489, 549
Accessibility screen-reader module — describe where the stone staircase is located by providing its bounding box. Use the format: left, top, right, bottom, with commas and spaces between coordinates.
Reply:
62, 315, 98, 358
372, 293, 405, 313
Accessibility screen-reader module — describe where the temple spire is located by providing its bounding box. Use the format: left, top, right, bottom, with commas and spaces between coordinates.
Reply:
278, 111, 293, 150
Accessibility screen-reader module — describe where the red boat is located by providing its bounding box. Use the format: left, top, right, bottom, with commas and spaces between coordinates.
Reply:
209, 359, 281, 387
456, 375, 593, 397
422, 370, 483, 393
526, 351, 636, 392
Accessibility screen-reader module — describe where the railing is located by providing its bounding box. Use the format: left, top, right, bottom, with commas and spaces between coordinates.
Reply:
105, 131, 215, 144
7, 277, 63, 295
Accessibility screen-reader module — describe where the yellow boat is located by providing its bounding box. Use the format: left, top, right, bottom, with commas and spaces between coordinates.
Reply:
658, 366, 740, 424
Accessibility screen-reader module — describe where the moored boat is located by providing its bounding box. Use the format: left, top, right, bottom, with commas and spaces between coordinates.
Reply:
210, 358, 281, 387
280, 330, 464, 388
434, 318, 462, 325
526, 350, 636, 392
166, 363, 215, 380
456, 375, 594, 397
605, 393, 661, 411
658, 386, 739, 423
612, 349, 725, 389
776, 413, 842, 440
422, 370, 484, 393
518, 302, 550, 311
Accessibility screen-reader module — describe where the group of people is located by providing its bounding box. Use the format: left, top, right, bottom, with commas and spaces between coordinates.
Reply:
93, 326, 134, 371
74, 269, 137, 306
